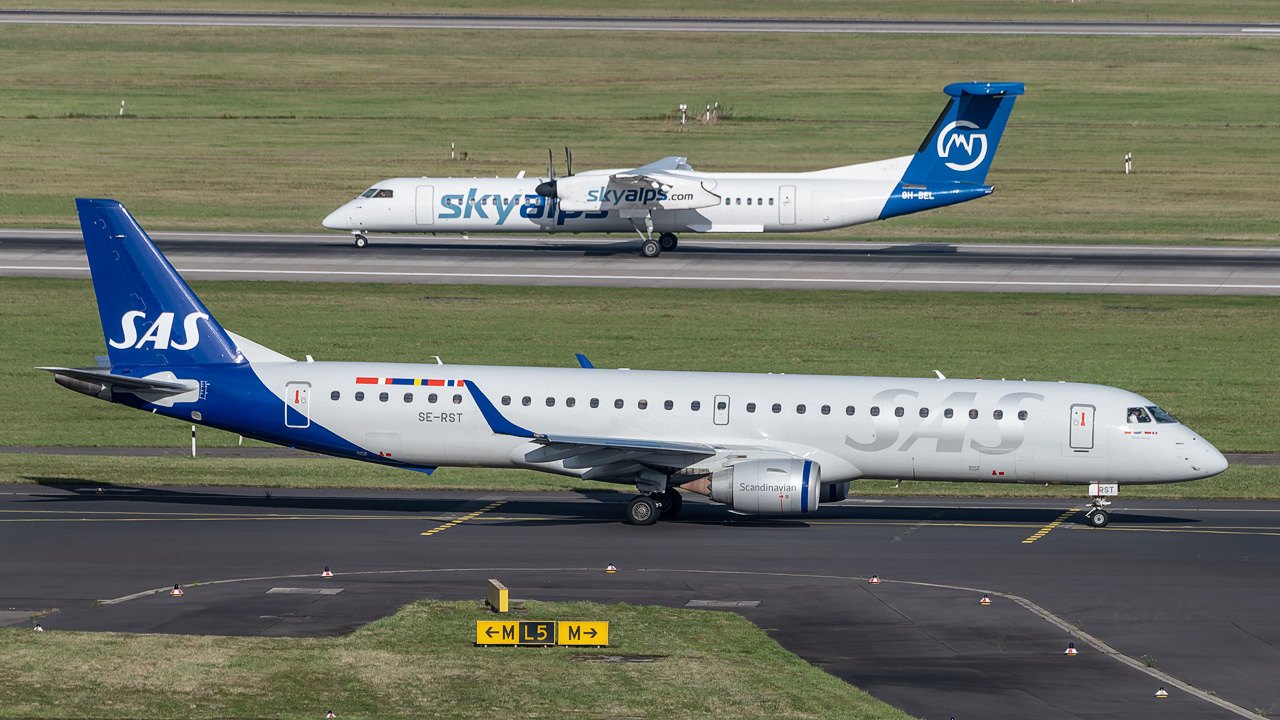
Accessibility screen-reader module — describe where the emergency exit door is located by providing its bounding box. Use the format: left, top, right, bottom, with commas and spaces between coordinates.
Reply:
1070, 404, 1094, 449
415, 185, 435, 225
713, 395, 730, 425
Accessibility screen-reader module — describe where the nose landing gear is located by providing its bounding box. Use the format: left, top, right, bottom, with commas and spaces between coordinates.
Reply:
353, 233, 368, 249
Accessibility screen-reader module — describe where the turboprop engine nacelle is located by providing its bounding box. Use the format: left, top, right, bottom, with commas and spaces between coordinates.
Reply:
709, 458, 821, 514
555, 175, 721, 213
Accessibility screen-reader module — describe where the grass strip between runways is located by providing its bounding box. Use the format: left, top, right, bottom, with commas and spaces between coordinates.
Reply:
0, 599, 916, 720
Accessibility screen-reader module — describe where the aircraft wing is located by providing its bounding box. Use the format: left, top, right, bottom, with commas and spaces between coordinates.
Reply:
467, 380, 716, 480
38, 366, 195, 395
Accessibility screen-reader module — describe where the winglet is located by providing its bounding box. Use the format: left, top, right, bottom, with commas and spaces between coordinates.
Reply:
575, 353, 595, 369
466, 381, 535, 438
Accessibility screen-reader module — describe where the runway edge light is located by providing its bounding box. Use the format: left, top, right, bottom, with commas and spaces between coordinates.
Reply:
33, 623, 43, 632
869, 575, 880, 584
980, 595, 992, 605
326, 711, 337, 718
322, 566, 333, 578
1155, 687, 1169, 698
1064, 642, 1078, 655
606, 564, 617, 573
170, 584, 183, 597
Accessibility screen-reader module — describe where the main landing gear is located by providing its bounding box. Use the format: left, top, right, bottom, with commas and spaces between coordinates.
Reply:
639, 233, 679, 258
352, 233, 368, 249
625, 488, 683, 525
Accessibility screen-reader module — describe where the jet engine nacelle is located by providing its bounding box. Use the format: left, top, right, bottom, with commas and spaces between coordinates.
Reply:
709, 458, 821, 514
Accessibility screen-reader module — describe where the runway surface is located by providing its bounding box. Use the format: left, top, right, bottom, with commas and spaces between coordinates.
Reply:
2, 485, 1275, 719
2, 11, 1278, 37
3, 229, 1278, 295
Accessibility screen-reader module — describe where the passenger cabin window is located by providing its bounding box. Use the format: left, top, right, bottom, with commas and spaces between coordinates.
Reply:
993, 409, 1004, 420
429, 393, 438, 403
331, 391, 340, 401
845, 406, 855, 416
894, 407, 904, 417
1148, 405, 1179, 423
768, 198, 775, 206
615, 399, 624, 409
638, 400, 649, 410
566, 397, 576, 408
664, 400, 674, 410
1127, 407, 1152, 424
821, 405, 831, 415
717, 401, 727, 410
969, 409, 979, 419
796, 404, 806, 414
870, 406, 880, 417
919, 408, 929, 418
691, 401, 701, 411
502, 395, 511, 406
746, 403, 756, 413
373, 189, 393, 198
379, 392, 389, 402
771, 403, 782, 414
522, 396, 531, 406
355, 392, 365, 402
403, 393, 413, 403
590, 398, 600, 408
944, 408, 954, 418
546, 397, 555, 407
452, 394, 462, 404
1018, 410, 1028, 421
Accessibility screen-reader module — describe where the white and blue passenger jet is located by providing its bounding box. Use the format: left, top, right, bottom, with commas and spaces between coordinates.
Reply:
323, 82, 1024, 256
46, 198, 1227, 525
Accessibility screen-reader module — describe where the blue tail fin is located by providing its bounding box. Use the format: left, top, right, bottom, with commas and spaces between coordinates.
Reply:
878, 82, 1023, 221
76, 198, 243, 367
902, 82, 1024, 186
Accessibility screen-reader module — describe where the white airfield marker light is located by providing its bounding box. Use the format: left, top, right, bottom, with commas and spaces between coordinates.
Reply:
1064, 642, 1078, 655
170, 584, 183, 597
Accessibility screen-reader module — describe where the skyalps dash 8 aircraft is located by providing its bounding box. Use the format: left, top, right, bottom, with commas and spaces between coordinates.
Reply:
48, 199, 1226, 525
323, 82, 1024, 256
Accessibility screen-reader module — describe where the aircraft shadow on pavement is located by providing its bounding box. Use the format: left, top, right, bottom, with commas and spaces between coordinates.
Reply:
24, 481, 1199, 529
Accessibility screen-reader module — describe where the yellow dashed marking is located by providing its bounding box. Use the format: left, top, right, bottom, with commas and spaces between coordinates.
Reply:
1022, 508, 1079, 544
421, 501, 505, 536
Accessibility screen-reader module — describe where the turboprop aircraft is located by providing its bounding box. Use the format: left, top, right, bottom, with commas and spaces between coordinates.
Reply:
47, 199, 1227, 525
322, 82, 1024, 256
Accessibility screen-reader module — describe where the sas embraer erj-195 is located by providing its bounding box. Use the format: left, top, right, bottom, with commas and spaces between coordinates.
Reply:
48, 199, 1227, 526
323, 82, 1024, 256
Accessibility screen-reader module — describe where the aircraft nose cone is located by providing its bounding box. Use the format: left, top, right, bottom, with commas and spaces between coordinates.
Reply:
1196, 444, 1229, 478
322, 206, 347, 230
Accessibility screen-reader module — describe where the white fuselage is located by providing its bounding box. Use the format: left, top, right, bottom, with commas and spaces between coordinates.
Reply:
322, 158, 919, 236
233, 360, 1225, 487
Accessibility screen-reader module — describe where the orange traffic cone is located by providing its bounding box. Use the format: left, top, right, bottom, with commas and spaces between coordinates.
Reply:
1064, 642, 1078, 655
869, 575, 881, 584
322, 566, 333, 578
1155, 688, 1168, 698
980, 595, 992, 605
170, 584, 183, 597
605, 564, 617, 573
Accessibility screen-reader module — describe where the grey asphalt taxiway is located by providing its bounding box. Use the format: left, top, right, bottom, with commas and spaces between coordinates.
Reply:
3, 229, 1279, 295
2, 11, 1278, 37
2, 485, 1276, 719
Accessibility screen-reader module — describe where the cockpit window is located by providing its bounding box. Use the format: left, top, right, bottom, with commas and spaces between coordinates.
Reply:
360, 188, 377, 198
1147, 405, 1179, 424
373, 189, 393, 198
1126, 407, 1152, 424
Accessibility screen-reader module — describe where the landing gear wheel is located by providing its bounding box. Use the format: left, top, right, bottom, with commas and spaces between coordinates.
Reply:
353, 234, 368, 249
640, 238, 661, 258
658, 233, 678, 251
659, 488, 683, 519
626, 495, 658, 525
1087, 509, 1110, 528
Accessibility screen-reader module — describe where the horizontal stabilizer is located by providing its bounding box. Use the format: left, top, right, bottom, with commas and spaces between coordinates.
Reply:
39, 366, 196, 400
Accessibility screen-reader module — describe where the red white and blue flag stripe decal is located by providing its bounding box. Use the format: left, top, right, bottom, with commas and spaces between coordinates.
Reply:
355, 377, 466, 387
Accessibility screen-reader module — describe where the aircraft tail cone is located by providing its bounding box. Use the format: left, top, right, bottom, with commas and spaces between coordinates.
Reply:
322, 566, 333, 578
1064, 642, 1078, 655
605, 564, 617, 573
869, 575, 881, 584
1155, 688, 1169, 698
170, 584, 183, 597
980, 595, 992, 605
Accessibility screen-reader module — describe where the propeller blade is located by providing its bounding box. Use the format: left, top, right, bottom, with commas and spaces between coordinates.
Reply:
565, 146, 573, 176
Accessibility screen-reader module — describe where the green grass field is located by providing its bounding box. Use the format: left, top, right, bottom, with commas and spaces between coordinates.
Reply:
0, 599, 913, 720
14, 0, 1280, 22
1, 25, 1277, 243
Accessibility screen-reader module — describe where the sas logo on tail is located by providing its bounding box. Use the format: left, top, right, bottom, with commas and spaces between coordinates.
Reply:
109, 311, 207, 350
937, 121, 988, 172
